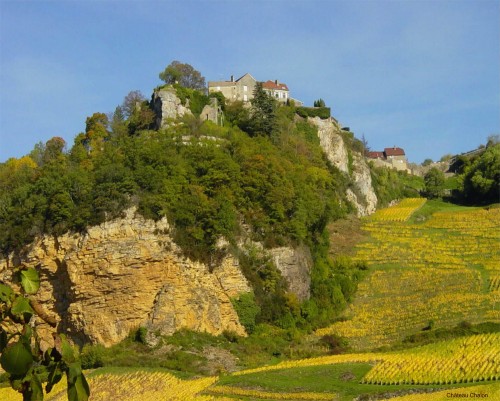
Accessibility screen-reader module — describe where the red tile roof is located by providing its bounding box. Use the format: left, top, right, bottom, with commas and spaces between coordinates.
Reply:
384, 147, 406, 157
367, 151, 385, 159
262, 80, 289, 91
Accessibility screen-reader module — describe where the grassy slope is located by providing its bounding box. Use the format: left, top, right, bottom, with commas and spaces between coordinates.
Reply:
213, 363, 498, 401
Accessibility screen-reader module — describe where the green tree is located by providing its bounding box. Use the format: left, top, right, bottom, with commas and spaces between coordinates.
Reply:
313, 98, 326, 107
250, 82, 277, 137
121, 90, 146, 118
424, 167, 445, 199
159, 61, 206, 90
0, 267, 89, 401
460, 143, 500, 203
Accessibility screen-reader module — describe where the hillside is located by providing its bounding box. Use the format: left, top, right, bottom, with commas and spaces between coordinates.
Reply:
0, 84, 420, 351
318, 200, 500, 350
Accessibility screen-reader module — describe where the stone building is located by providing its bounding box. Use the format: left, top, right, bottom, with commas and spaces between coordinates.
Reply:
208, 73, 292, 104
262, 80, 289, 103
208, 73, 257, 103
367, 147, 410, 172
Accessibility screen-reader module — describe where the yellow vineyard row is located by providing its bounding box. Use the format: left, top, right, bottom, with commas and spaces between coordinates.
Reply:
230, 334, 499, 387
362, 333, 500, 385
369, 198, 427, 222
207, 385, 336, 400
0, 371, 219, 401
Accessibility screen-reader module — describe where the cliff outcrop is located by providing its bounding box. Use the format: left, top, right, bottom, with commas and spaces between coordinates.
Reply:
309, 117, 377, 216
0, 209, 249, 348
269, 246, 312, 301
152, 87, 192, 129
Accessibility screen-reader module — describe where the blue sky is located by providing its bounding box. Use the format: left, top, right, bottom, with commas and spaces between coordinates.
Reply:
1, 0, 499, 163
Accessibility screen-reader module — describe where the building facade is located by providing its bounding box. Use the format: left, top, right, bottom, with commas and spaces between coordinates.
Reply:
262, 80, 289, 103
208, 74, 291, 104
367, 147, 410, 172
208, 73, 257, 103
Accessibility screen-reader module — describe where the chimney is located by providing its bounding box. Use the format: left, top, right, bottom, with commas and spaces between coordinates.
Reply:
275, 79, 278, 85
231, 75, 234, 82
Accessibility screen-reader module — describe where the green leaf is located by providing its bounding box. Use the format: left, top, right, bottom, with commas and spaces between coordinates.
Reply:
11, 296, 35, 322
60, 335, 76, 364
33, 365, 50, 383
0, 341, 33, 375
29, 373, 44, 401
0, 283, 14, 303
46, 362, 63, 393
19, 268, 40, 295
10, 376, 26, 391
67, 363, 90, 401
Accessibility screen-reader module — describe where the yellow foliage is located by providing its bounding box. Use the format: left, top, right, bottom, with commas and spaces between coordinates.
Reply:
319, 206, 500, 349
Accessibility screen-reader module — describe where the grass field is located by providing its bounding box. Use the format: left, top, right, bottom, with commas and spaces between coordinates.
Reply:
318, 200, 500, 349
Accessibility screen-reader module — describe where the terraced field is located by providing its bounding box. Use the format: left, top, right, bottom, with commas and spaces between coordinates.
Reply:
318, 201, 500, 349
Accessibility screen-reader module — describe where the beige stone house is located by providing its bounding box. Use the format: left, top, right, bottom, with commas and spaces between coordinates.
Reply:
208, 73, 258, 103
367, 147, 410, 172
208, 73, 292, 104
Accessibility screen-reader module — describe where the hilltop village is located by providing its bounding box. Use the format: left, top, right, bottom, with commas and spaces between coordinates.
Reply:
157, 71, 413, 172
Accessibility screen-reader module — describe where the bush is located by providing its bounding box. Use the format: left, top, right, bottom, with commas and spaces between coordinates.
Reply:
320, 334, 347, 354
231, 293, 261, 334
135, 326, 148, 344
173, 84, 210, 116
80, 343, 106, 369
295, 107, 331, 119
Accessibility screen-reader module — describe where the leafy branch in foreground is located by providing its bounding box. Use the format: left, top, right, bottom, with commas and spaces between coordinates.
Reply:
0, 266, 89, 401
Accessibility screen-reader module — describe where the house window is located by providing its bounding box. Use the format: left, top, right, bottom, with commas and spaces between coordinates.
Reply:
243, 94, 248, 101
243, 85, 248, 92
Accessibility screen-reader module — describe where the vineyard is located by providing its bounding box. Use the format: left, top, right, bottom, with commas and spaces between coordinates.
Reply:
362, 333, 500, 385
1, 332, 498, 399
369, 198, 427, 222
0, 370, 222, 401
318, 201, 500, 349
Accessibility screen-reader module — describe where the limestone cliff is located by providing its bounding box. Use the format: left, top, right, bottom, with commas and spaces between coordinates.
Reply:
309, 117, 377, 216
152, 87, 192, 129
0, 209, 249, 348
269, 246, 312, 301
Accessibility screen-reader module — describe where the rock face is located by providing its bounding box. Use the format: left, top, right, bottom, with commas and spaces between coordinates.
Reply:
309, 117, 377, 216
152, 87, 192, 129
347, 152, 378, 216
269, 245, 312, 301
0, 209, 248, 348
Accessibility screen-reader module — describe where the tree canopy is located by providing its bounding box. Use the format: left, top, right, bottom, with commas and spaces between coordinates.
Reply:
159, 60, 206, 90
424, 167, 446, 199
